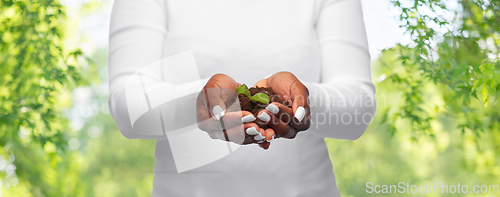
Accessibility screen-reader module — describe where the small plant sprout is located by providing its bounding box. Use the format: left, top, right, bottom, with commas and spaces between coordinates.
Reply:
250, 93, 270, 104
236, 84, 270, 104
236, 84, 251, 97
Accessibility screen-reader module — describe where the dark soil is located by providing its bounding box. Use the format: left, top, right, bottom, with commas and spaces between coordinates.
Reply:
237, 86, 291, 129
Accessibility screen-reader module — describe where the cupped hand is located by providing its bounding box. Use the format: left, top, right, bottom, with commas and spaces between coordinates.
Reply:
254, 71, 311, 139
196, 73, 275, 149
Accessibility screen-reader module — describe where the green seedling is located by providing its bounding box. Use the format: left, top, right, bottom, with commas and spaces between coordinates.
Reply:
250, 93, 270, 104
236, 84, 251, 97
236, 84, 270, 104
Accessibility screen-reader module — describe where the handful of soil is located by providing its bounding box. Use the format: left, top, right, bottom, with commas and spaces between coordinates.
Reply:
235, 85, 292, 129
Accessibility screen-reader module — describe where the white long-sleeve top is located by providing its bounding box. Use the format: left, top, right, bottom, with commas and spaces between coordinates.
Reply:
108, 0, 376, 196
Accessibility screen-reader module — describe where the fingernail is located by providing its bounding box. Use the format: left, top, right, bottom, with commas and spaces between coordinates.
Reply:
241, 115, 256, 123
254, 133, 265, 141
257, 112, 271, 123
212, 105, 225, 120
265, 104, 279, 114
266, 135, 274, 143
294, 106, 305, 122
245, 127, 259, 135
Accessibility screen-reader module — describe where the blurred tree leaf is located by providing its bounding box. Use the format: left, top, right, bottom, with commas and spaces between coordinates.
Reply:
0, 0, 91, 195
383, 0, 500, 137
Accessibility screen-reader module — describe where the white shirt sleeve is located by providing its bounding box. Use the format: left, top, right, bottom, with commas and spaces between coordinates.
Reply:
303, 0, 377, 140
108, 0, 208, 139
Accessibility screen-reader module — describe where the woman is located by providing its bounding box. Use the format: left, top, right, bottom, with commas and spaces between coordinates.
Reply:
108, 0, 376, 196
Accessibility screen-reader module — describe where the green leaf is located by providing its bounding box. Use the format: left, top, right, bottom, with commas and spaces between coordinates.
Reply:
250, 93, 270, 104
236, 84, 251, 97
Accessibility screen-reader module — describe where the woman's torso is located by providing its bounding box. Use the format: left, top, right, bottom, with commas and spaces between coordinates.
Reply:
162, 0, 322, 85
153, 1, 340, 196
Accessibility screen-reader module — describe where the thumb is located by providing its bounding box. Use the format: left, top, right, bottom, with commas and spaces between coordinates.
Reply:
290, 80, 309, 123
202, 74, 238, 120
202, 87, 227, 120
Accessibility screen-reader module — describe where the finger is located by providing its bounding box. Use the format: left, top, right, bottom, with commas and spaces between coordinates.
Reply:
257, 110, 297, 139
196, 96, 211, 120
198, 88, 226, 120
202, 74, 239, 112
290, 80, 309, 123
264, 128, 275, 142
241, 124, 266, 145
265, 102, 293, 123
253, 78, 268, 88
258, 141, 270, 149
197, 111, 254, 132
283, 127, 298, 139
202, 87, 227, 120
254, 126, 267, 142
209, 122, 264, 145
258, 128, 272, 149
266, 102, 310, 131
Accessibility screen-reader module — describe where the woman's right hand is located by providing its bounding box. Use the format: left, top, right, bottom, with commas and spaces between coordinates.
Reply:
196, 74, 274, 149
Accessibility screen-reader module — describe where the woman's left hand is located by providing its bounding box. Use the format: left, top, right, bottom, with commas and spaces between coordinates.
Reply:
253, 72, 311, 139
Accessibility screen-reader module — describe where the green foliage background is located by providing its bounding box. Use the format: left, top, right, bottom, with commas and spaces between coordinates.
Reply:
0, 0, 499, 196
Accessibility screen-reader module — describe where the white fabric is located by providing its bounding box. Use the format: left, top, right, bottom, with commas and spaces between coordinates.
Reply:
108, 0, 376, 196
